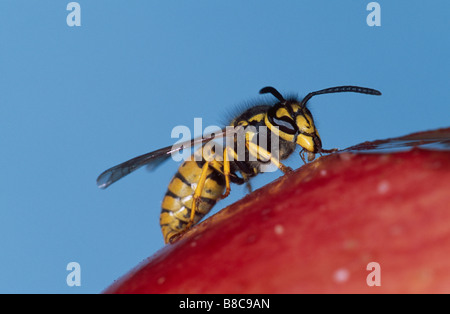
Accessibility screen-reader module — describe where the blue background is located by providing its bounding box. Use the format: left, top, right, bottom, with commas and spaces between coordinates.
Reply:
0, 1, 448, 293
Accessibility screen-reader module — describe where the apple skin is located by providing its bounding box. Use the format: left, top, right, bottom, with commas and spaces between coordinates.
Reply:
104, 129, 450, 294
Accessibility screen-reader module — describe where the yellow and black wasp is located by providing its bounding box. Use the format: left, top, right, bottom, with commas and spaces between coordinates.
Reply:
97, 85, 381, 243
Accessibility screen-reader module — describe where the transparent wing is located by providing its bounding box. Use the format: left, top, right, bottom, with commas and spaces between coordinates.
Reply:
96, 144, 178, 189
96, 127, 242, 189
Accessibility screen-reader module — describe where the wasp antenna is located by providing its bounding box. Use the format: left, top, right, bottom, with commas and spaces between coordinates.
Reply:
259, 86, 286, 103
300, 86, 382, 107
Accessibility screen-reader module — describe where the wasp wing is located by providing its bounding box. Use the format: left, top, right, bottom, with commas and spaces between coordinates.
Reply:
97, 145, 176, 189
96, 127, 242, 189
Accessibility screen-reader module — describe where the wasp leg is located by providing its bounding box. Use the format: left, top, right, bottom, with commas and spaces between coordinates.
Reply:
243, 175, 253, 193
219, 146, 233, 200
186, 161, 211, 229
299, 149, 307, 164
238, 171, 252, 193
246, 141, 293, 174
320, 148, 339, 154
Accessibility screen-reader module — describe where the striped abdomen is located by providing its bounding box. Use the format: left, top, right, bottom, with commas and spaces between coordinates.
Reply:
159, 152, 225, 243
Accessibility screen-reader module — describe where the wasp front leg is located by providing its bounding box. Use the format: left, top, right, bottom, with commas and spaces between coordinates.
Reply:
320, 148, 339, 154
299, 149, 317, 163
299, 149, 308, 164
246, 141, 293, 174
300, 147, 339, 163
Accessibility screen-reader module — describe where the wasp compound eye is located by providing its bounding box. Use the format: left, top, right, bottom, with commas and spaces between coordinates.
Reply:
272, 116, 297, 134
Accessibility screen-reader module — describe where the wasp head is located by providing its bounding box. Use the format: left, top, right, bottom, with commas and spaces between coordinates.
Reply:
260, 87, 322, 158
260, 85, 381, 161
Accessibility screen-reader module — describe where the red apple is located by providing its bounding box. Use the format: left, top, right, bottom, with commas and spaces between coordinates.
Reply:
104, 128, 450, 294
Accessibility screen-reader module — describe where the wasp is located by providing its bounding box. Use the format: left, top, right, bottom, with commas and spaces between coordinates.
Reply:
97, 85, 381, 243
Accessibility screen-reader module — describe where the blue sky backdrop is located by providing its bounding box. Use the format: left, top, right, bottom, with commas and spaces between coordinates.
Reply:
0, 1, 449, 293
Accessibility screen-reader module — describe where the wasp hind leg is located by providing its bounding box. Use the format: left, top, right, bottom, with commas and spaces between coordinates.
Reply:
168, 161, 212, 244
186, 160, 211, 230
